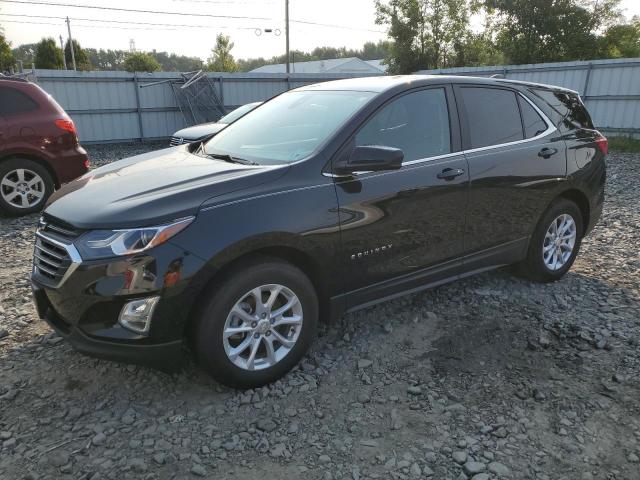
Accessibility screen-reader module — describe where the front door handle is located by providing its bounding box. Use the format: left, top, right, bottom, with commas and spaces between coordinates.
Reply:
538, 147, 558, 159
437, 167, 465, 181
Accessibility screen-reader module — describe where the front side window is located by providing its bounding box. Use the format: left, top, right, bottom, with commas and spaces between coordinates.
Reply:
0, 87, 39, 116
461, 87, 523, 149
204, 90, 375, 164
355, 88, 451, 162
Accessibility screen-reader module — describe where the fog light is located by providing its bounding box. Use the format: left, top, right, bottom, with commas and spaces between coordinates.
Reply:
118, 296, 160, 335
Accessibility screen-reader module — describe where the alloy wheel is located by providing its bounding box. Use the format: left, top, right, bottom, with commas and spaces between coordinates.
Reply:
0, 168, 45, 209
542, 213, 576, 271
222, 284, 303, 371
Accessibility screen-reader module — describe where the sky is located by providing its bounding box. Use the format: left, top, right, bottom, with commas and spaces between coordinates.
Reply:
1, 0, 639, 62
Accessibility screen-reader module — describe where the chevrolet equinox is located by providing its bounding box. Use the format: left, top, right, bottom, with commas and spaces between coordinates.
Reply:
31, 76, 606, 388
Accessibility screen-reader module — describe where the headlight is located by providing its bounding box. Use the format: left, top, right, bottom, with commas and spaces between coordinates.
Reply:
75, 217, 194, 260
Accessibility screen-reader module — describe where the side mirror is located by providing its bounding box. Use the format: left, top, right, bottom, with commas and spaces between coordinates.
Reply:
335, 145, 404, 175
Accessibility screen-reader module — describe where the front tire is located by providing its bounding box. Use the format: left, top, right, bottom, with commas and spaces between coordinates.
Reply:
193, 257, 318, 389
518, 199, 584, 283
0, 159, 54, 216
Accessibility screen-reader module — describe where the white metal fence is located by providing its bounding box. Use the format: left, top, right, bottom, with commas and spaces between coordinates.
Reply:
33, 70, 380, 144
32, 57, 640, 144
417, 57, 640, 139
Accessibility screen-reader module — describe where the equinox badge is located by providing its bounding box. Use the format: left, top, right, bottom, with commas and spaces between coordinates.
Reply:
351, 244, 393, 260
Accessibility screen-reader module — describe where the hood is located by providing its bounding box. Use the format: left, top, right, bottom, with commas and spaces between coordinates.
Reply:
173, 122, 227, 141
45, 146, 287, 229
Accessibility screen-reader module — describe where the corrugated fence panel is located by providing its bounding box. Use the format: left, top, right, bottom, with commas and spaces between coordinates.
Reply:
141, 111, 185, 138
32, 59, 639, 143
223, 79, 284, 106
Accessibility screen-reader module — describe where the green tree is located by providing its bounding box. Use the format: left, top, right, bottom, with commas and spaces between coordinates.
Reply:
148, 50, 203, 71
34, 38, 64, 69
487, 0, 622, 64
599, 16, 640, 58
11, 43, 37, 66
85, 48, 128, 70
64, 39, 91, 70
0, 34, 15, 72
375, 0, 472, 73
123, 52, 161, 72
206, 34, 237, 72
360, 40, 393, 60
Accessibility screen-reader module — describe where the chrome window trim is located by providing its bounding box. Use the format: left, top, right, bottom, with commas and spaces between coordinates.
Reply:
331, 92, 556, 174
34, 231, 82, 289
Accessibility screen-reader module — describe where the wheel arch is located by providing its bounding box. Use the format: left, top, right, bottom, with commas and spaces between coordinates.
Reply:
183, 242, 335, 340
556, 188, 591, 233
0, 152, 61, 188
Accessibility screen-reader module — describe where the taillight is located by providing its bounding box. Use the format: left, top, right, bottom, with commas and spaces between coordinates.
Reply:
54, 118, 77, 134
595, 135, 608, 156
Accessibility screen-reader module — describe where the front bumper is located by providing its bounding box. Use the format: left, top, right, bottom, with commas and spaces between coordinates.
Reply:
33, 284, 183, 369
30, 240, 211, 370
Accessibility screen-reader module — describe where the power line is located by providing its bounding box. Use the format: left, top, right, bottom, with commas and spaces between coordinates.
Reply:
0, 13, 260, 30
0, 0, 386, 33
171, 0, 276, 4
0, 18, 181, 30
290, 19, 385, 33
0, 0, 273, 21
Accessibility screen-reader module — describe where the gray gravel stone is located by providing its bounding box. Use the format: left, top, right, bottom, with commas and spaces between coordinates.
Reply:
488, 461, 510, 476
463, 462, 486, 475
190, 464, 206, 476
453, 451, 468, 464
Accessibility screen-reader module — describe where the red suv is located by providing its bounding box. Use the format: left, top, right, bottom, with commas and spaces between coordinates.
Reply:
0, 77, 89, 216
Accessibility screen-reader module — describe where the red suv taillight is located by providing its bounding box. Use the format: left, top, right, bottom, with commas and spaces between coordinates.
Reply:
595, 135, 608, 156
54, 118, 77, 134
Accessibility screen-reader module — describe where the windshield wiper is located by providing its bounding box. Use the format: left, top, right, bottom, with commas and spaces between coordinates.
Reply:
204, 152, 258, 166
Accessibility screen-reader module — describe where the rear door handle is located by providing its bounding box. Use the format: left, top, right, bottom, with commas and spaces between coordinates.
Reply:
538, 147, 558, 159
437, 167, 465, 181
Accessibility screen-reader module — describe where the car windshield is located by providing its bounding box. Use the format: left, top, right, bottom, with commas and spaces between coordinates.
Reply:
218, 103, 260, 124
203, 90, 376, 164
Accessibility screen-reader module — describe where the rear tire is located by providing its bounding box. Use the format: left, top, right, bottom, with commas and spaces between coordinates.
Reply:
193, 257, 318, 389
518, 199, 584, 283
0, 158, 54, 216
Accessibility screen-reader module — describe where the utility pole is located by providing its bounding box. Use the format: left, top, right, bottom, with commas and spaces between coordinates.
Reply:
66, 16, 77, 70
59, 35, 67, 70
285, 0, 290, 74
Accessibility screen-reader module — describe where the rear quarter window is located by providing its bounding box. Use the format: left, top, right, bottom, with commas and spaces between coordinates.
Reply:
529, 88, 594, 132
0, 86, 39, 116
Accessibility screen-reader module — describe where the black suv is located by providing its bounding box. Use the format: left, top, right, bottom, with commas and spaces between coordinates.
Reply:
31, 76, 606, 388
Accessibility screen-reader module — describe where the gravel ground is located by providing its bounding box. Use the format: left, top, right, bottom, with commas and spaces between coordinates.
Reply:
0, 144, 639, 480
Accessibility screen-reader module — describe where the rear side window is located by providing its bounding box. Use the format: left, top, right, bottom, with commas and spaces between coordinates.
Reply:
460, 87, 523, 149
530, 89, 594, 132
0, 87, 39, 116
518, 96, 548, 138
355, 88, 451, 162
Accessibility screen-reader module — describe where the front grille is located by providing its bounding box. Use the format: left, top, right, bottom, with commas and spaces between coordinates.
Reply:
33, 216, 82, 287
34, 236, 72, 282
170, 136, 185, 146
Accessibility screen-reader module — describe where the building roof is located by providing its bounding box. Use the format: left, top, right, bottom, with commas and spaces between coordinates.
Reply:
250, 57, 385, 74
365, 59, 387, 72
